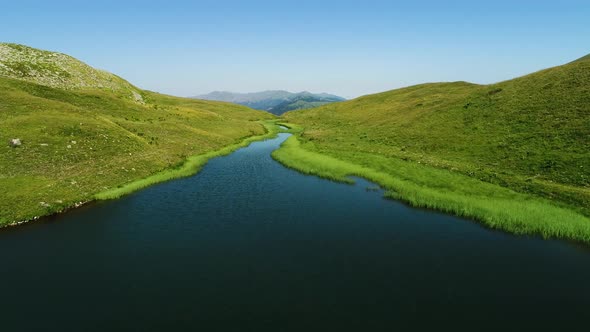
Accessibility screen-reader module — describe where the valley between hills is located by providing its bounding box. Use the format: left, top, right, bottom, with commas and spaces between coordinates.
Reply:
1, 42, 589, 243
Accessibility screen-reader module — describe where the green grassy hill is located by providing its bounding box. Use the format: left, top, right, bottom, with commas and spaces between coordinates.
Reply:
278, 55, 590, 241
0, 43, 139, 97
0, 43, 274, 225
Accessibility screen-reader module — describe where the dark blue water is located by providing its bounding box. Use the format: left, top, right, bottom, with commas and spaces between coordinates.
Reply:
1, 133, 590, 331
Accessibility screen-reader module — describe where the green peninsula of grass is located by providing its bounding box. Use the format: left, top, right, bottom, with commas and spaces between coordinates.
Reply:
277, 54, 590, 242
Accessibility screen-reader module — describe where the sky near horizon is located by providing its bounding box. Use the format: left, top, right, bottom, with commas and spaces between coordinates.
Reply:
1, 0, 589, 98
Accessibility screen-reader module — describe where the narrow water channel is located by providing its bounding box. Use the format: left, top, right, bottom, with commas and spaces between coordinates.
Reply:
1, 133, 589, 331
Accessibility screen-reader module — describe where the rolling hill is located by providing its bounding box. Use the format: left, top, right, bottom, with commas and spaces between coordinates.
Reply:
0, 43, 139, 96
0, 43, 274, 225
195, 90, 345, 115
277, 54, 590, 241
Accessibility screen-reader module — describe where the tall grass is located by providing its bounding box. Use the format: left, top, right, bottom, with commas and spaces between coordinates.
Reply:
272, 135, 590, 243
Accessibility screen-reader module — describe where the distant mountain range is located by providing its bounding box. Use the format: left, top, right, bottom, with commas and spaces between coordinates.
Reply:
194, 90, 346, 115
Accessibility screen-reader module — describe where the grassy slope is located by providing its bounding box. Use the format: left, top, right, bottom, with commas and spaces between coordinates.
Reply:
277, 56, 590, 242
0, 45, 274, 225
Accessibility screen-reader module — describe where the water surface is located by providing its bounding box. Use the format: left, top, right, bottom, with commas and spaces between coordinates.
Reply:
1, 133, 589, 331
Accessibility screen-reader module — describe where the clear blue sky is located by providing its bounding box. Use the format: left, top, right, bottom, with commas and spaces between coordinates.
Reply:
1, 0, 589, 98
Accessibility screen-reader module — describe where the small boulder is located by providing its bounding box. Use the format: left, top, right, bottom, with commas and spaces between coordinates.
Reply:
8, 138, 21, 148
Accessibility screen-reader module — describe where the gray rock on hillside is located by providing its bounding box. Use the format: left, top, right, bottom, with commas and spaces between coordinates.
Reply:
8, 138, 22, 147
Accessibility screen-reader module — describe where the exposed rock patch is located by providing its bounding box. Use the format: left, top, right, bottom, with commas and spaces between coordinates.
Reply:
8, 138, 21, 147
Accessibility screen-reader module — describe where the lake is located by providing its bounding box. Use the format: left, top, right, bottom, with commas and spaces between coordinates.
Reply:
1, 133, 589, 331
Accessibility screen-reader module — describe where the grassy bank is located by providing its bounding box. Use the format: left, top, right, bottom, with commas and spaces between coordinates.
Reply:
96, 121, 281, 200
272, 135, 590, 243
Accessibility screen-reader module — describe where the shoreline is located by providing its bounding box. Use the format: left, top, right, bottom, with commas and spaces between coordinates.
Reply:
271, 133, 590, 244
2, 121, 283, 229
94, 120, 282, 200
2, 200, 90, 229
